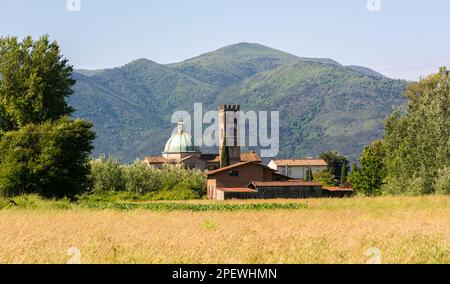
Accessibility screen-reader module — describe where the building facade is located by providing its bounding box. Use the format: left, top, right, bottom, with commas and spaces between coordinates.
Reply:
268, 159, 328, 179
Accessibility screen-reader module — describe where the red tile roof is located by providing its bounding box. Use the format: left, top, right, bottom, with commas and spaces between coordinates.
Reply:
249, 181, 323, 188
322, 186, 354, 192
271, 159, 328, 166
144, 156, 170, 163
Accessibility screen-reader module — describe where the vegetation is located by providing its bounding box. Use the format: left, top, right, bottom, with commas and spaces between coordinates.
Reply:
70, 43, 407, 162
219, 136, 229, 167
381, 67, 450, 195
0, 35, 75, 131
0, 35, 95, 199
340, 162, 348, 185
313, 170, 336, 186
0, 195, 448, 263
348, 141, 386, 196
319, 151, 349, 185
349, 67, 450, 196
305, 167, 313, 181
88, 157, 206, 200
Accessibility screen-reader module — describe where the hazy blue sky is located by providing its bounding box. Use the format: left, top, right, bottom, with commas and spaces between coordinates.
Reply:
1, 0, 449, 80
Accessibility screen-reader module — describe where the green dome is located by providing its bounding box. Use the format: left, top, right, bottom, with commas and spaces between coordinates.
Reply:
163, 119, 200, 154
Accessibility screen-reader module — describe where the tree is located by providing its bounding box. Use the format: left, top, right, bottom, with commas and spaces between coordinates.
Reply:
0, 118, 95, 198
382, 67, 450, 194
305, 167, 313, 181
220, 135, 229, 168
319, 151, 349, 185
0, 35, 75, 131
313, 170, 336, 186
0, 35, 95, 199
348, 140, 385, 196
340, 162, 348, 186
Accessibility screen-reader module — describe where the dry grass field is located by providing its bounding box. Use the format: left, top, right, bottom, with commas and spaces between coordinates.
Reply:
0, 196, 448, 264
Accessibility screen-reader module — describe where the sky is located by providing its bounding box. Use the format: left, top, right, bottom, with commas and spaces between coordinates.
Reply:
0, 0, 449, 80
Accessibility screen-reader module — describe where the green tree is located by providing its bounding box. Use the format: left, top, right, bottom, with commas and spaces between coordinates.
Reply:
0, 118, 95, 198
220, 135, 229, 168
305, 167, 313, 181
382, 67, 450, 194
313, 170, 336, 186
348, 141, 385, 196
0, 35, 74, 131
340, 161, 348, 186
89, 156, 126, 193
319, 151, 349, 185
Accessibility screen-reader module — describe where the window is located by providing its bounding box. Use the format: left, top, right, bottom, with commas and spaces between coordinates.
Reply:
229, 170, 239, 177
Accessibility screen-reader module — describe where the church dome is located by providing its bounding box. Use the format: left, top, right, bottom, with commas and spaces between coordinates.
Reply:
163, 119, 200, 154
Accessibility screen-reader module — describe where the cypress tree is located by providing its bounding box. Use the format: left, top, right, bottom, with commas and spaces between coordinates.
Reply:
305, 167, 313, 181
340, 162, 348, 186
220, 135, 229, 168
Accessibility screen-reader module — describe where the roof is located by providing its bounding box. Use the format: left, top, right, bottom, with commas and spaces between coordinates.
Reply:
179, 155, 205, 163
249, 181, 323, 188
144, 156, 170, 163
163, 131, 200, 154
219, 188, 257, 193
201, 152, 261, 163
322, 186, 354, 192
163, 119, 200, 154
206, 161, 253, 175
271, 159, 328, 167
240, 152, 262, 162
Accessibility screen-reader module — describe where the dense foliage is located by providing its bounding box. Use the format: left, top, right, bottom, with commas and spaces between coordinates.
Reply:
319, 151, 349, 183
0, 35, 94, 199
70, 43, 407, 162
382, 67, 450, 195
0, 118, 95, 198
313, 170, 337, 186
0, 35, 74, 131
348, 141, 385, 196
88, 157, 206, 200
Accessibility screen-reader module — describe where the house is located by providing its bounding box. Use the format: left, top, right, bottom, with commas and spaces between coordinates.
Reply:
206, 161, 335, 200
206, 161, 291, 200
267, 159, 328, 179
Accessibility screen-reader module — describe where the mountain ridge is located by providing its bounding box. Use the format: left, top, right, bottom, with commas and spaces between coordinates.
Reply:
70, 42, 408, 162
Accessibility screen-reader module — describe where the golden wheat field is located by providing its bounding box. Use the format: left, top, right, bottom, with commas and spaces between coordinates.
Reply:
0, 196, 448, 264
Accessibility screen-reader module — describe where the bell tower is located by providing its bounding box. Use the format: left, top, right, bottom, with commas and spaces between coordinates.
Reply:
218, 104, 241, 165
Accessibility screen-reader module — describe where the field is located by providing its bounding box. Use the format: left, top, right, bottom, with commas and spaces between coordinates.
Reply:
0, 196, 448, 264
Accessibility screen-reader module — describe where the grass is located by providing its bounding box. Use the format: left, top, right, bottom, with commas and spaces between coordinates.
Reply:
0, 195, 448, 264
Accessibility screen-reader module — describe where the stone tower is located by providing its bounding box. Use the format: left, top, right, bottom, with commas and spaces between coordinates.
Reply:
218, 104, 241, 165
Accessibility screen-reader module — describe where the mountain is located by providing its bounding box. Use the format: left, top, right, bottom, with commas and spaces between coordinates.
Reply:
69, 42, 408, 162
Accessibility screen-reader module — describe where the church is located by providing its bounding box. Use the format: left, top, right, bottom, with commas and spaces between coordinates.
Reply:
143, 105, 261, 171
144, 104, 354, 200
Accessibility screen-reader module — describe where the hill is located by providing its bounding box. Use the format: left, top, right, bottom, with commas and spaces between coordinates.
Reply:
69, 43, 408, 162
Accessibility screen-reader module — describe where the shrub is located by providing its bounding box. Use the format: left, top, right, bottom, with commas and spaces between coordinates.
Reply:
89, 157, 125, 193
123, 161, 160, 193
87, 159, 206, 200
313, 170, 336, 186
